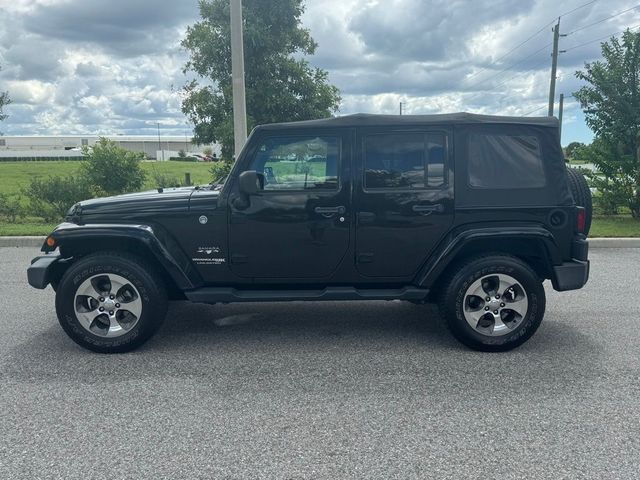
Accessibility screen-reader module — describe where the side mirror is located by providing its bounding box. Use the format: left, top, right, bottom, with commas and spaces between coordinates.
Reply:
238, 170, 264, 196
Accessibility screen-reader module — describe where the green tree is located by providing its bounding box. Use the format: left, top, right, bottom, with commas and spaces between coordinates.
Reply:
0, 64, 9, 130
564, 141, 585, 160
574, 30, 640, 218
80, 138, 146, 196
182, 0, 341, 160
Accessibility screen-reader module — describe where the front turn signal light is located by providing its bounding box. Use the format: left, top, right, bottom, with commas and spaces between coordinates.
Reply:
46, 236, 56, 248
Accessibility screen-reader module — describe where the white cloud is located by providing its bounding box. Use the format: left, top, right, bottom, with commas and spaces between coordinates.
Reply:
1, 0, 639, 143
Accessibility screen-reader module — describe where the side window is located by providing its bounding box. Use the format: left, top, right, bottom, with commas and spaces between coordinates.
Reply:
249, 136, 340, 191
468, 134, 545, 189
364, 133, 446, 190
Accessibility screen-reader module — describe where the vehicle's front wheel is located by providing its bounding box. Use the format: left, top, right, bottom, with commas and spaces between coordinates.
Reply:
439, 255, 546, 351
55, 252, 167, 353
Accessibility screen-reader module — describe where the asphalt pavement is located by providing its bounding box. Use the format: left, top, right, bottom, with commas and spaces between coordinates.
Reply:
0, 247, 638, 479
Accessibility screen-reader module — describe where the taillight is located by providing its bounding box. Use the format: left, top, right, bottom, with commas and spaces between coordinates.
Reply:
576, 207, 586, 233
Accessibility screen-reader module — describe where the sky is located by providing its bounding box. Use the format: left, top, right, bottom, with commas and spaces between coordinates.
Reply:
0, 0, 639, 146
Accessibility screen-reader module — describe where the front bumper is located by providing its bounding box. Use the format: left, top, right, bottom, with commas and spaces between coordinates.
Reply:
27, 254, 63, 289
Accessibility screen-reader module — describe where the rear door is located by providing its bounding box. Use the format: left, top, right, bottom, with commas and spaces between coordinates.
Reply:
354, 127, 454, 278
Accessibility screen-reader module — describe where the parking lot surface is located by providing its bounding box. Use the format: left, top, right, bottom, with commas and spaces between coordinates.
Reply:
1, 247, 638, 479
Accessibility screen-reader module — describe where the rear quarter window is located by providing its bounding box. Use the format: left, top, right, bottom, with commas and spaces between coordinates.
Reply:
468, 134, 545, 189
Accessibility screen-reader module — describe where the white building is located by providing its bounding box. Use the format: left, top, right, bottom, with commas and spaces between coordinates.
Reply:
0, 135, 219, 160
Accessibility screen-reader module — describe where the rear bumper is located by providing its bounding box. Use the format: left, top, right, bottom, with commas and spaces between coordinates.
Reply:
27, 254, 62, 289
552, 259, 590, 291
551, 237, 589, 291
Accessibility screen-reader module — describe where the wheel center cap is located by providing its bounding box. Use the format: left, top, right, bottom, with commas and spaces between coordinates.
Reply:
488, 299, 501, 311
103, 298, 116, 310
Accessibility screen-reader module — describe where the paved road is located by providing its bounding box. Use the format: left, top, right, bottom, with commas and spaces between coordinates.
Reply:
0, 247, 638, 479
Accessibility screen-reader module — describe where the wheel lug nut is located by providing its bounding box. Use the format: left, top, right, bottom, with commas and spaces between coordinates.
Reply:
485, 306, 489, 311
99, 307, 104, 312
493, 310, 499, 314
115, 303, 120, 308
500, 303, 505, 307
110, 295, 115, 300
109, 311, 114, 316
495, 295, 500, 299
485, 297, 491, 302
99, 297, 105, 302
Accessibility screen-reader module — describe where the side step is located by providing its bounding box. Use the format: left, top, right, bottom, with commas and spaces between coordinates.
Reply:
185, 286, 429, 304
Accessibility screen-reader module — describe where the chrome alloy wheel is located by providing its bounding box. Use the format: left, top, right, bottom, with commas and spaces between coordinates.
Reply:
73, 273, 143, 337
463, 273, 528, 336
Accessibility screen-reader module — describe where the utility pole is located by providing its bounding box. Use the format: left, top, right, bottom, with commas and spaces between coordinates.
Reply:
558, 93, 564, 140
157, 122, 163, 161
399, 102, 404, 115
548, 18, 566, 117
230, 0, 248, 158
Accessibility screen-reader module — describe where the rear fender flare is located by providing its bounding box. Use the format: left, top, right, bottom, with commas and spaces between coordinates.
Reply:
415, 226, 562, 288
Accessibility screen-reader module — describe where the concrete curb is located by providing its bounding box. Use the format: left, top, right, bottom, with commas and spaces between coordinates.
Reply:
588, 238, 640, 248
0, 236, 46, 248
2, 236, 640, 249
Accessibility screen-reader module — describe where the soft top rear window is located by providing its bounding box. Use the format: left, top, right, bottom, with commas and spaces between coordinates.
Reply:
468, 134, 545, 189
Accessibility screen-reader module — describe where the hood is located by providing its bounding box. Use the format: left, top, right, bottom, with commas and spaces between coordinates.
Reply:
72, 186, 197, 219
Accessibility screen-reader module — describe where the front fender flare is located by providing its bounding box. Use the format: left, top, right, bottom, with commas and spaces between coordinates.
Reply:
42, 222, 203, 290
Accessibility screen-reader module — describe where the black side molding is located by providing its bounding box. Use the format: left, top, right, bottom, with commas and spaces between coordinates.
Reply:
185, 286, 429, 304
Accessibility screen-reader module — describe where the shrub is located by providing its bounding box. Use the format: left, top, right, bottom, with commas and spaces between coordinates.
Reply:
168, 156, 198, 162
80, 138, 146, 196
202, 146, 213, 156
0, 194, 23, 222
178, 149, 187, 158
23, 175, 93, 222
209, 160, 233, 183
150, 169, 181, 189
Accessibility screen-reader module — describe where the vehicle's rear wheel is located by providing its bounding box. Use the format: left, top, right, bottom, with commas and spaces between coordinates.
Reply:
567, 167, 592, 235
55, 252, 167, 353
439, 255, 546, 351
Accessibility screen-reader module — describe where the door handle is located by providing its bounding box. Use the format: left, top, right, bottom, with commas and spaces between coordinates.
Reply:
314, 206, 346, 215
412, 204, 444, 214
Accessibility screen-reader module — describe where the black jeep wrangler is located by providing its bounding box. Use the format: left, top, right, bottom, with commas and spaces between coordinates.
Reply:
28, 113, 590, 353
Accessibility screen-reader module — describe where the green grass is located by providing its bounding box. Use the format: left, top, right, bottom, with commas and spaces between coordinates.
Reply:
589, 215, 640, 237
2, 161, 640, 237
0, 160, 215, 197
0, 220, 57, 236
3, 214, 639, 237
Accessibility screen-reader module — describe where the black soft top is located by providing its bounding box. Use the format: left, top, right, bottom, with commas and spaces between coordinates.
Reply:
256, 112, 559, 131
253, 112, 571, 208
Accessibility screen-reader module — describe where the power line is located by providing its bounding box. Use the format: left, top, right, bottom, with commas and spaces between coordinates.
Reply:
465, 42, 552, 91
522, 104, 547, 116
564, 23, 640, 52
559, 0, 599, 18
464, 23, 553, 83
465, 55, 552, 103
464, 1, 600, 92
566, 3, 640, 35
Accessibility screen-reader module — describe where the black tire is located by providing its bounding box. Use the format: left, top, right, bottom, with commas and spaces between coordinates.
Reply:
55, 252, 168, 353
439, 255, 546, 352
567, 167, 592, 235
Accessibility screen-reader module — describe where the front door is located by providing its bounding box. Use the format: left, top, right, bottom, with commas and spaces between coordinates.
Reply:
354, 128, 454, 278
228, 130, 351, 279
